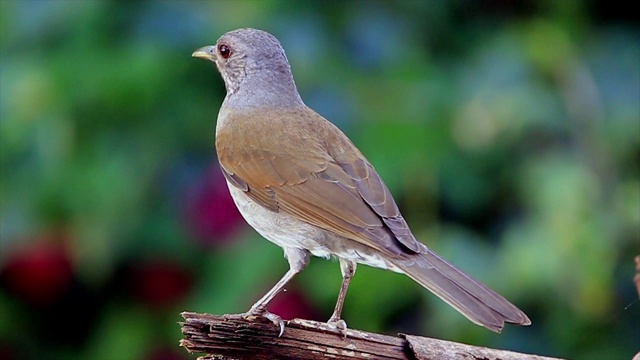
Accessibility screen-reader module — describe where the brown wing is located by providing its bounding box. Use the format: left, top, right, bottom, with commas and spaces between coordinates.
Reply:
217, 107, 422, 256
336, 157, 421, 252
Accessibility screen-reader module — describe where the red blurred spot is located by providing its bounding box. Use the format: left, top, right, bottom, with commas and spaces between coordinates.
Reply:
267, 288, 322, 321
130, 259, 193, 310
183, 167, 245, 246
1, 239, 73, 307
0, 341, 19, 360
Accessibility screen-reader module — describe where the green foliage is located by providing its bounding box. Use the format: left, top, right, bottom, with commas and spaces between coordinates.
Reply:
1, 1, 638, 359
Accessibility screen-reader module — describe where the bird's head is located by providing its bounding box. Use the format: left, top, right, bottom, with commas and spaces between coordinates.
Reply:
192, 28, 295, 97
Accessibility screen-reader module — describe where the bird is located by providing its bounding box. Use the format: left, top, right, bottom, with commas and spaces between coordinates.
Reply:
192, 28, 531, 336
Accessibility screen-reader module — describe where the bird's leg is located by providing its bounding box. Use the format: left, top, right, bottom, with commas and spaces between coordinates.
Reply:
327, 259, 356, 334
243, 247, 310, 336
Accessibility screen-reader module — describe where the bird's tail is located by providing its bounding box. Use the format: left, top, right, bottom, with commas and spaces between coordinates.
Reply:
396, 249, 531, 332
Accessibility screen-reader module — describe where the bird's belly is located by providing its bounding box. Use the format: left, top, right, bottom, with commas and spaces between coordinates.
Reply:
226, 183, 402, 272
227, 183, 334, 259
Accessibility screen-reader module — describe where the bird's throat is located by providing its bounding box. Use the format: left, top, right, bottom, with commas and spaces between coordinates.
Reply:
223, 71, 304, 110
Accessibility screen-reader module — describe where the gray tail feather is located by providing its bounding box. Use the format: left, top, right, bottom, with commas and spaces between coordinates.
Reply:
396, 249, 531, 332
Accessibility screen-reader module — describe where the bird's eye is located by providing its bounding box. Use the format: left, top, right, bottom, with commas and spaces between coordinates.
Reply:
218, 44, 231, 59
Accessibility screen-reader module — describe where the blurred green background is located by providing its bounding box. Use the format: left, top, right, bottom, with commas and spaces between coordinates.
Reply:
1, 0, 638, 359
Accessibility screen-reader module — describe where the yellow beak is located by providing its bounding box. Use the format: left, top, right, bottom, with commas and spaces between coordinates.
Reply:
192, 46, 217, 61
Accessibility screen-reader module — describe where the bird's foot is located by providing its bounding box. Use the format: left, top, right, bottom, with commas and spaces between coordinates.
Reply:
327, 316, 348, 338
241, 305, 286, 337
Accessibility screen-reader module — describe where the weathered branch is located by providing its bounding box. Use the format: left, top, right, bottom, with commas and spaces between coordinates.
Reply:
180, 312, 563, 360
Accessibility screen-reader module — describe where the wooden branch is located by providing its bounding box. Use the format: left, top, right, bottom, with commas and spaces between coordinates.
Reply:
180, 312, 563, 360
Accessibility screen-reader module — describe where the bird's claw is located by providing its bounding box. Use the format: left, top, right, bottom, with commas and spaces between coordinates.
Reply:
262, 312, 285, 337
243, 306, 285, 337
327, 317, 348, 338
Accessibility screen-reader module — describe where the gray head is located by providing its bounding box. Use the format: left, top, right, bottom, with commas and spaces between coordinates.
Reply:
193, 28, 303, 108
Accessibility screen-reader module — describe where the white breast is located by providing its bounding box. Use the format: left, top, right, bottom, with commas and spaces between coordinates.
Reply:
227, 183, 333, 259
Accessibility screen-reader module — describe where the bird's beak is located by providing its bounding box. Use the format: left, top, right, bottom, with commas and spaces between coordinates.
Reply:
192, 46, 217, 62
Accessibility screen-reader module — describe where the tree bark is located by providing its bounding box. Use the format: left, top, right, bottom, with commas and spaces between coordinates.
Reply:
180, 312, 563, 360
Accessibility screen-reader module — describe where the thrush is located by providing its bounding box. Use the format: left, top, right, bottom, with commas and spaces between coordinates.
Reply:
192, 28, 530, 336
